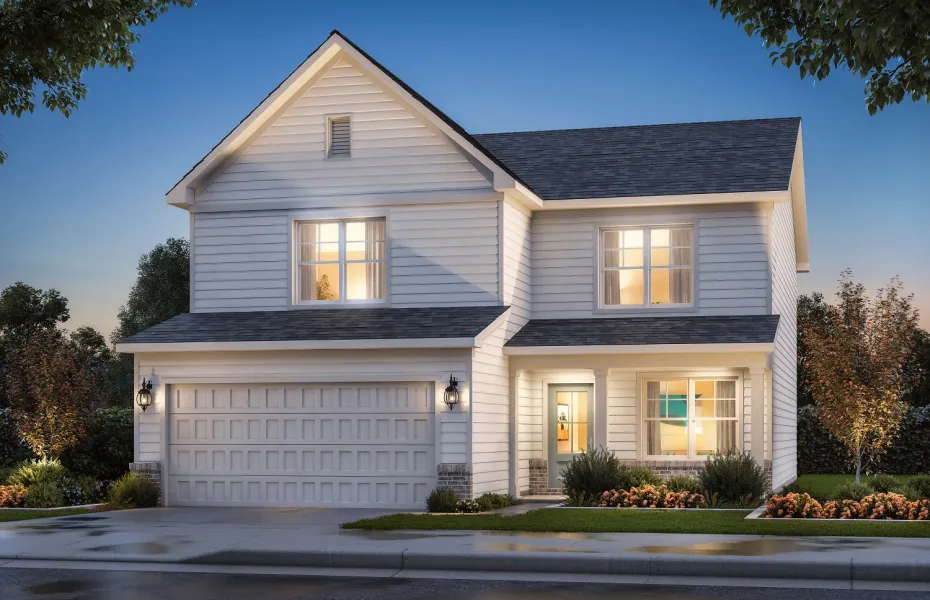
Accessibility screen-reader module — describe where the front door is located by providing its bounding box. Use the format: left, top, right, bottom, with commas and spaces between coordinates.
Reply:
548, 384, 594, 489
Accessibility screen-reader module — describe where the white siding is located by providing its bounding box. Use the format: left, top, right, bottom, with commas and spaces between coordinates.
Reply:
501, 198, 532, 339
531, 204, 769, 319
516, 371, 542, 493
607, 371, 637, 459
134, 349, 470, 466
390, 202, 500, 307
199, 57, 492, 207
770, 200, 798, 489
470, 327, 511, 495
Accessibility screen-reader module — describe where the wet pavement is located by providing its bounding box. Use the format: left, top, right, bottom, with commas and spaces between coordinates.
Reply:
1, 568, 929, 600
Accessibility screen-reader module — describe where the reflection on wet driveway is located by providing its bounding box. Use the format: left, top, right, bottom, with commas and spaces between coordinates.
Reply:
632, 537, 887, 556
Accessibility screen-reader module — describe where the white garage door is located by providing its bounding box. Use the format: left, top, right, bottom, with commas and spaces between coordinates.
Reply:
165, 382, 435, 507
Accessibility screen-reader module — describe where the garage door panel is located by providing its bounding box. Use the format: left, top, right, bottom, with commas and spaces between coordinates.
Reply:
167, 382, 436, 508
172, 384, 431, 414
170, 445, 434, 476
170, 475, 432, 507
171, 414, 432, 445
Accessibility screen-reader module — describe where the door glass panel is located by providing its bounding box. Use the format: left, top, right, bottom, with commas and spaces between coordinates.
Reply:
555, 390, 588, 455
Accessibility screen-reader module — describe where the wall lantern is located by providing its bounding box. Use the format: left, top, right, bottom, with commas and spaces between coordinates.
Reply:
136, 378, 154, 412
443, 375, 460, 411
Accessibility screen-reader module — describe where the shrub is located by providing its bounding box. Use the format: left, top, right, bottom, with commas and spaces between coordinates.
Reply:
0, 485, 27, 508
620, 484, 668, 508
58, 477, 88, 506
8, 458, 67, 488
858, 493, 911, 520
61, 407, 133, 481
762, 493, 823, 518
822, 499, 863, 519
867, 474, 901, 493
0, 409, 32, 469
908, 499, 930, 520
475, 492, 519, 511
617, 466, 662, 490
560, 447, 625, 506
664, 489, 708, 508
907, 475, 930, 500
698, 452, 766, 506
76, 476, 110, 503
24, 480, 64, 508
665, 474, 702, 494
454, 499, 482, 513
425, 488, 459, 513
832, 481, 875, 501
0, 467, 14, 485
107, 472, 159, 509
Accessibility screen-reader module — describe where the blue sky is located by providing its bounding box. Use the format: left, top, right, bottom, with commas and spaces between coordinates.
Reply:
1, 0, 928, 336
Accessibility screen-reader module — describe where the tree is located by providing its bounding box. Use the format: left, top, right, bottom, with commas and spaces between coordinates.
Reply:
797, 292, 832, 407
112, 237, 190, 343
70, 326, 111, 364
0, 282, 69, 345
903, 329, 930, 407
709, 0, 930, 114
0, 0, 194, 164
5, 328, 95, 459
805, 270, 919, 481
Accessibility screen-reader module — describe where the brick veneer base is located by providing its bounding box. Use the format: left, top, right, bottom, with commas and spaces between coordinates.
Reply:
527, 459, 563, 495
129, 462, 163, 506
621, 459, 774, 492
437, 463, 473, 499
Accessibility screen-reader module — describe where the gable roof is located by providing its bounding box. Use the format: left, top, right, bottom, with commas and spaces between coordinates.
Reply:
474, 118, 800, 201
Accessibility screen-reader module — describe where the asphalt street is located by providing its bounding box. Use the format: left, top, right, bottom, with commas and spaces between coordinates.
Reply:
1, 568, 929, 600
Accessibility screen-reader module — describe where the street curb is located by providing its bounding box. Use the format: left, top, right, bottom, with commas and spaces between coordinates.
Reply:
180, 549, 930, 582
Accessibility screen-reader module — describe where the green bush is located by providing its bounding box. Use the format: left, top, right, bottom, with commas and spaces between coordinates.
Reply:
454, 499, 482, 513
58, 477, 88, 506
897, 485, 924, 501
61, 407, 133, 480
8, 458, 67, 488
665, 474, 703, 494
698, 452, 766, 506
832, 481, 874, 500
475, 492, 519, 511
425, 488, 459, 513
76, 476, 110, 503
0, 466, 15, 486
560, 447, 625, 506
24, 480, 64, 508
617, 466, 662, 490
907, 475, 930, 500
107, 472, 159, 509
867, 474, 901, 493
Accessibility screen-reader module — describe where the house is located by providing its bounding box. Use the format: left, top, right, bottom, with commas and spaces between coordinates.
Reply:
115, 30, 807, 508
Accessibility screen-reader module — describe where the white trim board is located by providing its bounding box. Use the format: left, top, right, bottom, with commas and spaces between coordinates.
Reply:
117, 337, 480, 353
504, 343, 775, 356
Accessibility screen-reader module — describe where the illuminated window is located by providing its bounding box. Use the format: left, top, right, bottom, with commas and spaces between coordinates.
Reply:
601, 227, 692, 307
296, 219, 385, 303
644, 378, 738, 458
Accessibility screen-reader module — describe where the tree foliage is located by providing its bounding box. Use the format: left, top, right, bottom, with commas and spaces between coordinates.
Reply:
710, 0, 930, 114
5, 329, 95, 459
112, 237, 190, 343
797, 292, 832, 407
0, 282, 69, 346
0, 0, 194, 163
804, 270, 919, 481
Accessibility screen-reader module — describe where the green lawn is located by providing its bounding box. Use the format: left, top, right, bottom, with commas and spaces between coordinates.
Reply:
343, 508, 930, 538
793, 474, 916, 500
0, 508, 90, 523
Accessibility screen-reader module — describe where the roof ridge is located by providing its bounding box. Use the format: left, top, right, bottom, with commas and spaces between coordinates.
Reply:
473, 116, 802, 138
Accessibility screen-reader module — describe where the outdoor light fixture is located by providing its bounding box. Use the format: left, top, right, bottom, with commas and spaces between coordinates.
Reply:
136, 378, 154, 412
443, 375, 460, 411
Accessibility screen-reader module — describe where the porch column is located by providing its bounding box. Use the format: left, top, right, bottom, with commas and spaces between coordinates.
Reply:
594, 369, 608, 450
750, 366, 765, 466
509, 369, 523, 497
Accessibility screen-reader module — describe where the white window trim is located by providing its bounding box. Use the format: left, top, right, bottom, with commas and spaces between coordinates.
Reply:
292, 217, 388, 307
324, 113, 353, 160
597, 225, 695, 311
637, 372, 743, 461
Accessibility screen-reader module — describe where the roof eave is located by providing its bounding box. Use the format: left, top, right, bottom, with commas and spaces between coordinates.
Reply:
115, 337, 481, 353
537, 190, 789, 210
503, 342, 775, 355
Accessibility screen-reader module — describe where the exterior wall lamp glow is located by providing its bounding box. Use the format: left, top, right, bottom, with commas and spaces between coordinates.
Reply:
443, 375, 460, 411
136, 378, 154, 412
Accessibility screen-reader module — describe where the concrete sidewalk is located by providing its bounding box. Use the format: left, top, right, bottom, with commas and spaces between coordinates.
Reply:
2, 508, 930, 584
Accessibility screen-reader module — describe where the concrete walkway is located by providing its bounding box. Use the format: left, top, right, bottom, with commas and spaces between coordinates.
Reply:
2, 508, 930, 585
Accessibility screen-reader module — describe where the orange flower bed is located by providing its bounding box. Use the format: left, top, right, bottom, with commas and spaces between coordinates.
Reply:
764, 492, 930, 520
597, 485, 707, 509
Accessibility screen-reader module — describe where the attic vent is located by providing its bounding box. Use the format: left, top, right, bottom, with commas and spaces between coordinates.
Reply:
327, 116, 351, 158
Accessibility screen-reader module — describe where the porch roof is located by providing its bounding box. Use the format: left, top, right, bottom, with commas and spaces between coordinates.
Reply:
504, 315, 779, 348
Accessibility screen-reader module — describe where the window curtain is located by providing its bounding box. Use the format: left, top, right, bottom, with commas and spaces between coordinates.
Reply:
669, 228, 692, 303
716, 380, 737, 453
646, 381, 661, 455
365, 221, 384, 300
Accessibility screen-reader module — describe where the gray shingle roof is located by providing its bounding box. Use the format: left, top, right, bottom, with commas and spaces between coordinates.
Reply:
119, 306, 509, 345
474, 118, 800, 200
505, 315, 780, 347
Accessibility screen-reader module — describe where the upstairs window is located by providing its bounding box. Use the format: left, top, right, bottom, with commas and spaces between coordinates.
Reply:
296, 219, 385, 303
326, 115, 351, 158
600, 226, 693, 308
